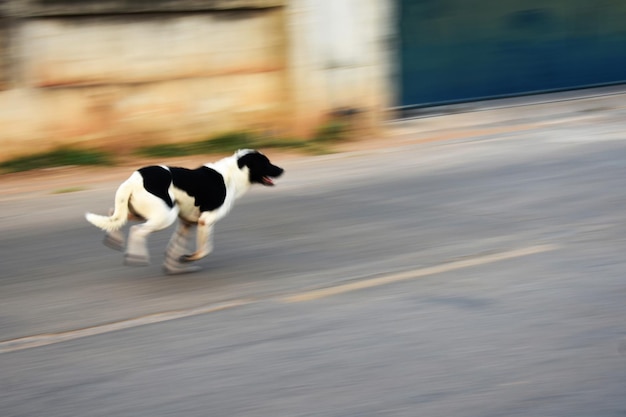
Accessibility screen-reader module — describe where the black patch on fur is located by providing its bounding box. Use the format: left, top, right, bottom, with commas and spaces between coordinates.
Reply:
138, 166, 174, 207
237, 152, 284, 185
170, 166, 227, 212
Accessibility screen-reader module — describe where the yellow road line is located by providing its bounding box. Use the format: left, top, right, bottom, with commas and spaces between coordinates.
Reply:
0, 244, 558, 354
0, 299, 251, 354
282, 244, 559, 303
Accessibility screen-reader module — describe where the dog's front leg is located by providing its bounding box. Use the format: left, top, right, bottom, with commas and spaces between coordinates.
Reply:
165, 220, 193, 258
163, 220, 203, 274
180, 212, 216, 263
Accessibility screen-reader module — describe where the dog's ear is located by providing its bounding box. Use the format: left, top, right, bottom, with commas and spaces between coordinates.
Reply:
235, 149, 257, 167
237, 151, 263, 169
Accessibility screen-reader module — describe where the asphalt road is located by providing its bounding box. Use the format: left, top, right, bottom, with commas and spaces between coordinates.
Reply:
1, 108, 626, 416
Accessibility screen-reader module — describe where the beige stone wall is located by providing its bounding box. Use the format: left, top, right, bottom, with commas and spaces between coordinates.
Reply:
21, 12, 285, 86
1, 6, 289, 159
0, 0, 393, 161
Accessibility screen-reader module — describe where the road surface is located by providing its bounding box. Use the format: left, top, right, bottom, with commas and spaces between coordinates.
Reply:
1, 105, 626, 416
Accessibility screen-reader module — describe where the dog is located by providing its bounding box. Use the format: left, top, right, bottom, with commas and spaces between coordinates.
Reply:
85, 149, 284, 274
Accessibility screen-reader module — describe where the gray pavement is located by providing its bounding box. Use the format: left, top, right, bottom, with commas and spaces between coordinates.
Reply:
1, 95, 626, 416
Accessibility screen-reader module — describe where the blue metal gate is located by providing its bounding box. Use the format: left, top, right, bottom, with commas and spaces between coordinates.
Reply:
399, 0, 626, 107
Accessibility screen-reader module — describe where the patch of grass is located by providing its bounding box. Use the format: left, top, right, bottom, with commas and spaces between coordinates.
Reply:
136, 131, 315, 158
52, 186, 86, 194
135, 132, 258, 158
0, 147, 113, 173
133, 143, 195, 158
313, 120, 349, 144
0, 119, 352, 174
135, 122, 350, 159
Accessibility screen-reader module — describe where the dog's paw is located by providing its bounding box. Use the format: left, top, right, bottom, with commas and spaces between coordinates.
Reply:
163, 263, 202, 275
163, 253, 201, 274
124, 254, 150, 266
179, 254, 195, 263
103, 233, 124, 252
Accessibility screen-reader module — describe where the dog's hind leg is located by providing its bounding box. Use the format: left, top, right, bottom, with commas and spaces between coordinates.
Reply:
125, 223, 153, 266
102, 209, 125, 251
102, 207, 147, 251
179, 217, 215, 263
163, 221, 202, 274
125, 204, 179, 266
103, 230, 125, 251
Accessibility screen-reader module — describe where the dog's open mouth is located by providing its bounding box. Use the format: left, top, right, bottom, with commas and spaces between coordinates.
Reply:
262, 176, 276, 186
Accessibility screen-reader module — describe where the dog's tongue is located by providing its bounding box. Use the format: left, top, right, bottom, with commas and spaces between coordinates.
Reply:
263, 176, 275, 185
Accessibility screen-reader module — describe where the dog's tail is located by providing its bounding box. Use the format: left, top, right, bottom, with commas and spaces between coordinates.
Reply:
85, 172, 139, 232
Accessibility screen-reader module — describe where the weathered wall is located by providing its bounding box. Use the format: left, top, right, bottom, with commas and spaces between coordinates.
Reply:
9, 0, 284, 16
0, 0, 392, 161
285, 0, 394, 137
0, 1, 289, 159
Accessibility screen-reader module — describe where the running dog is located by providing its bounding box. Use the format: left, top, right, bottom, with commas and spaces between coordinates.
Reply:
85, 149, 284, 274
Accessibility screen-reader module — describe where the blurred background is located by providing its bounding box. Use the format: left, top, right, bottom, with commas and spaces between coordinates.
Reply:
0, 0, 624, 162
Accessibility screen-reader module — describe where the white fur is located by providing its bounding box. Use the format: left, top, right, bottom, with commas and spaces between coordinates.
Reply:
84, 172, 141, 232
85, 150, 264, 271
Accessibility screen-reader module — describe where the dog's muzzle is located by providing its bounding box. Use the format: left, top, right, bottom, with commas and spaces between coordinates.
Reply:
262, 167, 284, 186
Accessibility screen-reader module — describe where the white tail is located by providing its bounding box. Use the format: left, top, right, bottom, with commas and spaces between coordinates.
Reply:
85, 172, 139, 232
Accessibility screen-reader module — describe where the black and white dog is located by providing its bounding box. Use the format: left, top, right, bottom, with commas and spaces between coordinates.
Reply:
85, 149, 284, 274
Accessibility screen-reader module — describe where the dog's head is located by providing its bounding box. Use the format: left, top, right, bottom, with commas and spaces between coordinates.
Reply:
236, 149, 284, 186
